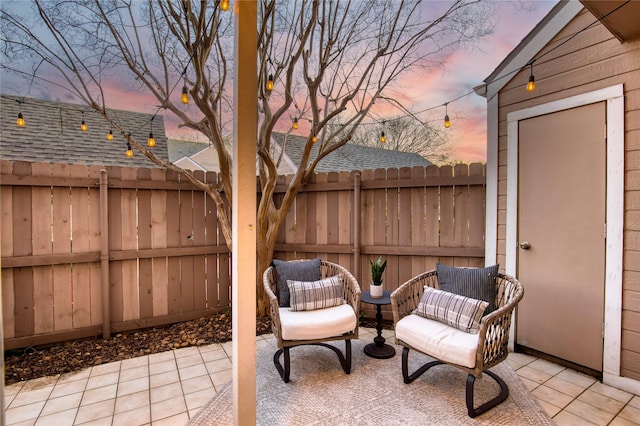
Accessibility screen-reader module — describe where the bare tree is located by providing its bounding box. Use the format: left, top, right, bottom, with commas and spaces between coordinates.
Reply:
347, 115, 452, 164
1, 0, 493, 314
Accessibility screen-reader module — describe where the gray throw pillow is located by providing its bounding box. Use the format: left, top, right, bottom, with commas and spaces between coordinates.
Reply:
436, 263, 499, 315
272, 258, 322, 307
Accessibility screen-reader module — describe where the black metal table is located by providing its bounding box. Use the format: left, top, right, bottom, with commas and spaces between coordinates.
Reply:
361, 290, 396, 359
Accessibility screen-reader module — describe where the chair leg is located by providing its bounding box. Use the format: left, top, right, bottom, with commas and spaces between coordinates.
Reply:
402, 347, 509, 418
401, 347, 443, 384
465, 370, 509, 418
273, 341, 352, 383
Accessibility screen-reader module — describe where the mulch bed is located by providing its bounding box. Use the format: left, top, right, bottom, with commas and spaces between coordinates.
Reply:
4, 313, 390, 385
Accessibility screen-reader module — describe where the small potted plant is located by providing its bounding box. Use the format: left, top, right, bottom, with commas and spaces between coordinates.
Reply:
370, 256, 387, 298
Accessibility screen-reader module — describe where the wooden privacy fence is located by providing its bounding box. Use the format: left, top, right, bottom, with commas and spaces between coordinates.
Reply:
1, 160, 485, 350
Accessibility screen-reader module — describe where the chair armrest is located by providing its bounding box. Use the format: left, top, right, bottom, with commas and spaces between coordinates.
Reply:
391, 269, 438, 324
475, 274, 524, 369
262, 266, 283, 344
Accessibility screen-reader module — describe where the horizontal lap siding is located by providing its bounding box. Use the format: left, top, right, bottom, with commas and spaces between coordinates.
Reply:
494, 9, 640, 378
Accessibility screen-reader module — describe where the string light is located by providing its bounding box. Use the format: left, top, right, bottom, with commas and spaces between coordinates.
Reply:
147, 119, 156, 147
311, 133, 317, 143
526, 63, 536, 92
107, 130, 113, 140
379, 130, 386, 143
219, 0, 230, 11
444, 103, 451, 128
16, 111, 25, 127
125, 142, 134, 157
266, 74, 274, 91
80, 111, 87, 131
293, 117, 299, 129
181, 79, 189, 104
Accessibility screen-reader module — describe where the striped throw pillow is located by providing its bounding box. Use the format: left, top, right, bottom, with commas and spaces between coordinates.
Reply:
436, 263, 499, 314
287, 275, 345, 312
414, 286, 489, 334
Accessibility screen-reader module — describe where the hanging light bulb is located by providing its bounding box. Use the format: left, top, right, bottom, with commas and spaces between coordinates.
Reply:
181, 79, 189, 104
526, 63, 536, 92
380, 131, 386, 143
220, 0, 230, 11
311, 133, 317, 143
80, 112, 87, 131
125, 142, 134, 158
444, 103, 451, 128
293, 117, 299, 129
147, 131, 156, 147
107, 130, 113, 141
16, 112, 25, 127
266, 74, 274, 91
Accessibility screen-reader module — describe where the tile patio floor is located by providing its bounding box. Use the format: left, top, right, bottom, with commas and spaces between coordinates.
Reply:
3, 327, 640, 425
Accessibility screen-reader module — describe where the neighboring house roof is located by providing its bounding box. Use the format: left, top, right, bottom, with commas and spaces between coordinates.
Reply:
0, 95, 169, 168
272, 133, 430, 173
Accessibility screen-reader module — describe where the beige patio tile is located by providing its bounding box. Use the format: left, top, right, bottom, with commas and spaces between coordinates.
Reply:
518, 375, 540, 392
578, 388, 625, 414
153, 411, 190, 426
555, 368, 596, 389
85, 371, 119, 390
150, 382, 183, 404
80, 383, 117, 406
75, 415, 112, 426
119, 365, 149, 382
40, 392, 82, 416
74, 399, 115, 424
628, 395, 640, 409
205, 357, 233, 374
90, 361, 121, 377
589, 381, 633, 404
544, 376, 585, 398
210, 369, 232, 389
56, 368, 90, 385
564, 398, 617, 426
148, 349, 176, 364
150, 396, 187, 422
35, 408, 78, 425
117, 376, 150, 397
516, 365, 552, 384
617, 402, 640, 424
178, 363, 209, 381
49, 379, 87, 399
176, 353, 204, 369
609, 415, 640, 426
9, 385, 54, 408
528, 358, 565, 376
149, 359, 177, 375
536, 399, 562, 418
184, 387, 217, 412
121, 355, 149, 370
507, 351, 537, 369
181, 375, 214, 395
150, 370, 180, 389
532, 384, 575, 409
199, 347, 228, 363
553, 409, 598, 425
4, 400, 46, 424
112, 405, 151, 426
173, 346, 200, 359
114, 389, 150, 414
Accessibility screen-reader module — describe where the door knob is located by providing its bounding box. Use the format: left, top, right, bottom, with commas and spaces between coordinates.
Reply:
519, 241, 531, 250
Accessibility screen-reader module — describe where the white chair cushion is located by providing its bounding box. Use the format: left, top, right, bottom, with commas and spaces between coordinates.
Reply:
396, 314, 480, 368
279, 304, 357, 341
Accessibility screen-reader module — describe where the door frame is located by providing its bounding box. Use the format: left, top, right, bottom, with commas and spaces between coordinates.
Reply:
504, 84, 628, 391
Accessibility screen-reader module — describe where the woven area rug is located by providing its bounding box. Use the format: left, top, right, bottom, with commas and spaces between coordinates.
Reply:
189, 338, 554, 425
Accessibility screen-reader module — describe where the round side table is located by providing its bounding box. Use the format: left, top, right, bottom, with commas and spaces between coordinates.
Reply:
361, 290, 396, 359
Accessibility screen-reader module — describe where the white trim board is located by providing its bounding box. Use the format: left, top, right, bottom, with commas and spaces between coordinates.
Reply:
505, 84, 630, 392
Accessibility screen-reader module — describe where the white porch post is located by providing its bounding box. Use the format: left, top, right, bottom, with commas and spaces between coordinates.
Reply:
232, 1, 257, 424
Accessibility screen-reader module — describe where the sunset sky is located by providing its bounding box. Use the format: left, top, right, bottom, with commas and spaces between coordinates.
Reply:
0, 1, 557, 164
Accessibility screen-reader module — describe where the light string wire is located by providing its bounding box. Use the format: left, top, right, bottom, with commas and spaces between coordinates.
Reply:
5, 1, 631, 140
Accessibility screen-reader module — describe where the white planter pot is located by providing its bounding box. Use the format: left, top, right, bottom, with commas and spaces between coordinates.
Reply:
370, 283, 384, 298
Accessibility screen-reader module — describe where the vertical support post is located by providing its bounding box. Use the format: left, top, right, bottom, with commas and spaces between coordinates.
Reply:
233, 1, 257, 424
99, 169, 111, 338
353, 172, 361, 282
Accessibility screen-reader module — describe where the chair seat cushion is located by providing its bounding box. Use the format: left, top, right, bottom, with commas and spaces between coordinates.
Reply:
395, 314, 480, 368
279, 304, 357, 341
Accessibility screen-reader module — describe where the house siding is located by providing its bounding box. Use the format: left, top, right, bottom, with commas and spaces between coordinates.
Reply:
494, 9, 640, 379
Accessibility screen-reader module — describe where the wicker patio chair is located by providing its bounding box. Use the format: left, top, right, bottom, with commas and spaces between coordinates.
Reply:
263, 260, 361, 383
390, 269, 524, 418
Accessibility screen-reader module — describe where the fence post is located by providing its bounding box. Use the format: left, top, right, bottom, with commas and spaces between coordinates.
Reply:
353, 172, 361, 282
99, 169, 111, 338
